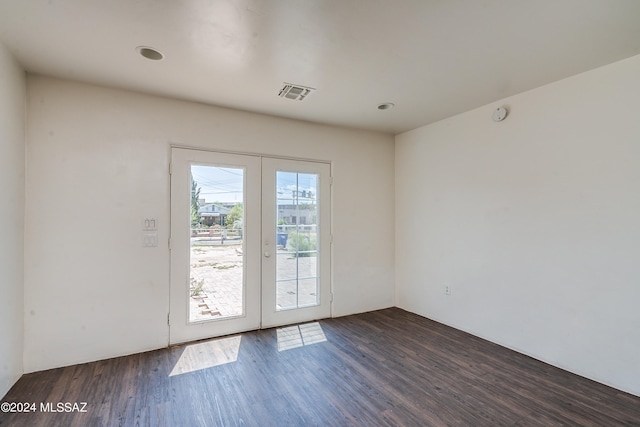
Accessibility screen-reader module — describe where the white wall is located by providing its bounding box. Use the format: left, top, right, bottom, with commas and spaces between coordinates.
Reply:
395, 55, 640, 396
0, 42, 25, 398
24, 76, 395, 372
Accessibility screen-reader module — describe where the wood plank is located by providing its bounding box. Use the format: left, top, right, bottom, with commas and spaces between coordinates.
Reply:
1, 308, 639, 426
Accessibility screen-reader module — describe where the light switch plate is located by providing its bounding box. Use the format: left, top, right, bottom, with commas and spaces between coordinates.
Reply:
143, 233, 158, 247
143, 218, 158, 231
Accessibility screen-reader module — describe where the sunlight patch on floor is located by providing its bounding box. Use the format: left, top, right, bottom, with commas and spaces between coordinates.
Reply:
169, 335, 242, 376
277, 322, 327, 352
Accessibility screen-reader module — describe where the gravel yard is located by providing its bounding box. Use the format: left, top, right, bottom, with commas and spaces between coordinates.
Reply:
189, 241, 318, 322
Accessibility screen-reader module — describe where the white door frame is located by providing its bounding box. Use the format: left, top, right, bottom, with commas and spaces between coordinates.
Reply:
169, 147, 332, 345
261, 157, 332, 328
169, 148, 262, 345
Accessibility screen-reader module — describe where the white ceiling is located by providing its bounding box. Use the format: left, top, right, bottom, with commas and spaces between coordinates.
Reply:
1, 0, 640, 134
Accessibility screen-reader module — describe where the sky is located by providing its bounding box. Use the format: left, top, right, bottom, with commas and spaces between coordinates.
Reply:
191, 165, 317, 204
191, 165, 244, 203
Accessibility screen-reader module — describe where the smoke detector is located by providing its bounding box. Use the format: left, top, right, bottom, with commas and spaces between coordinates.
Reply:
492, 106, 508, 122
278, 83, 315, 101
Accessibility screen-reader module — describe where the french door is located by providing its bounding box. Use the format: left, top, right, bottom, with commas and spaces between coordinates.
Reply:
169, 148, 331, 344
261, 157, 332, 328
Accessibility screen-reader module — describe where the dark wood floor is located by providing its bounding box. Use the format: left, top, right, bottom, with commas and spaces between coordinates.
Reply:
2, 308, 639, 426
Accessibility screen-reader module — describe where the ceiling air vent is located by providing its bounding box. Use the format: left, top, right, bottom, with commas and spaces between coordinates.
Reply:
278, 83, 314, 101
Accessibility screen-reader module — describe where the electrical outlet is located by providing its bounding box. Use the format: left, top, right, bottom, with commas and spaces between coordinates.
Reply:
444, 284, 451, 296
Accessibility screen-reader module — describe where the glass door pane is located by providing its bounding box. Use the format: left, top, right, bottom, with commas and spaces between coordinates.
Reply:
275, 171, 319, 310
189, 165, 245, 322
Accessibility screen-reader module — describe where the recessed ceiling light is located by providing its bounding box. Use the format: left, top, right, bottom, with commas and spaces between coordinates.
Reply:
377, 103, 395, 110
136, 46, 164, 61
